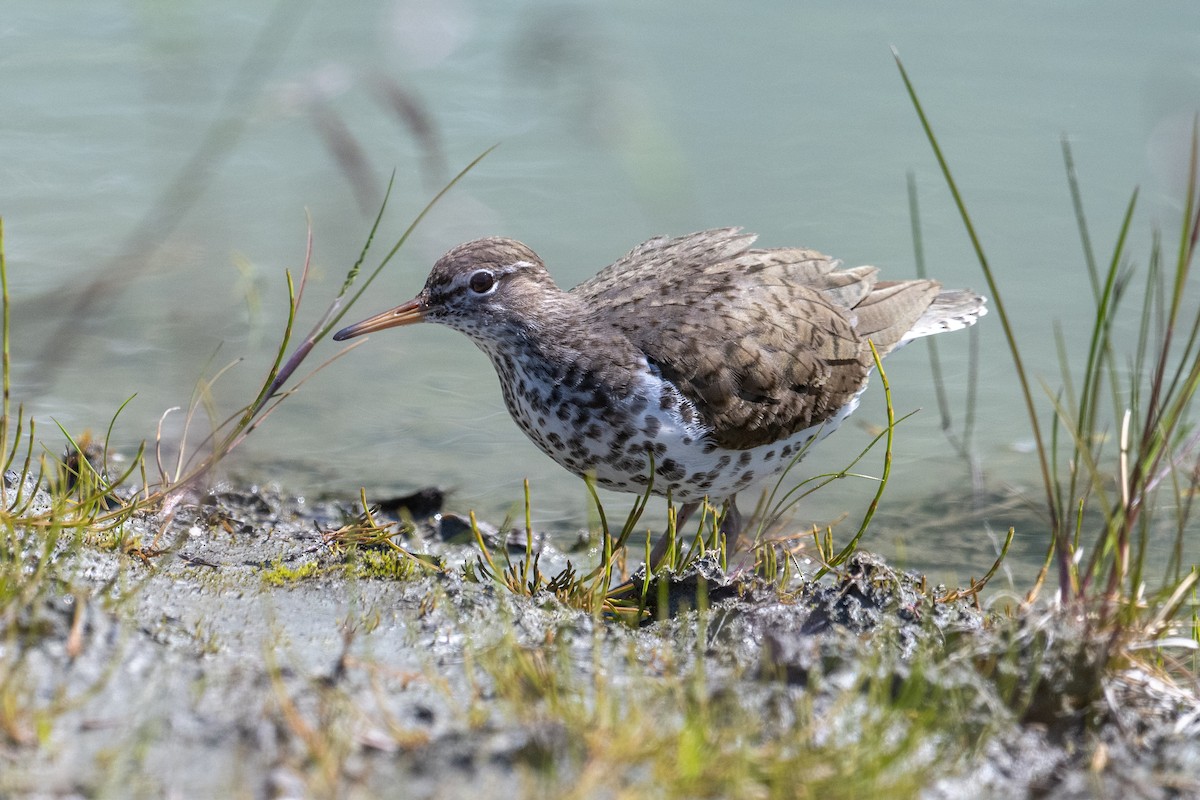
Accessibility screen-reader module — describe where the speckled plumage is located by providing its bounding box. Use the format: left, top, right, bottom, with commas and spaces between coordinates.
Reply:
335, 228, 986, 523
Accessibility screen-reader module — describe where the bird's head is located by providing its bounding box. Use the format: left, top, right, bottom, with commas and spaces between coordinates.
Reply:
333, 237, 563, 343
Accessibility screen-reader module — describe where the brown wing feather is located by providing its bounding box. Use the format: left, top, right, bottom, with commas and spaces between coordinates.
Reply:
577, 228, 759, 299
572, 230, 939, 449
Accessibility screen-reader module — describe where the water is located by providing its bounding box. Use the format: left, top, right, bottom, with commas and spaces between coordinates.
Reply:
2, 1, 1198, 587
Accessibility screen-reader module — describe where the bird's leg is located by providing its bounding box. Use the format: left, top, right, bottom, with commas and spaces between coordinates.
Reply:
720, 496, 743, 555
648, 496, 742, 569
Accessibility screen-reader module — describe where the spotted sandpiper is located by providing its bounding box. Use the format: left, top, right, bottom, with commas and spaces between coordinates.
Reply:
334, 228, 986, 552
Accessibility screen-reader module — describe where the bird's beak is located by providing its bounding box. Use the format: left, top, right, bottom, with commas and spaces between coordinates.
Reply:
333, 298, 425, 340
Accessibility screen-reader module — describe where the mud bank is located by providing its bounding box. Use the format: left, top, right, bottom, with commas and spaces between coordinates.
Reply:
2, 484, 1198, 799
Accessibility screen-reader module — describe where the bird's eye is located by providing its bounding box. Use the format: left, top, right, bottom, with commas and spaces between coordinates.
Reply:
468, 270, 496, 294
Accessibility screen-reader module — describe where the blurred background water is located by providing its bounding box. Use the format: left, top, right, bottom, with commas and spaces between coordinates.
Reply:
2, 1, 1198, 587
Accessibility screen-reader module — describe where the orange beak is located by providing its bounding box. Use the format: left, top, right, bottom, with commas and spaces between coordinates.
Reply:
333, 298, 425, 340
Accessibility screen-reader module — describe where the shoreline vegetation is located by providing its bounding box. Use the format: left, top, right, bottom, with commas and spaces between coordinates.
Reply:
3, 61, 1199, 797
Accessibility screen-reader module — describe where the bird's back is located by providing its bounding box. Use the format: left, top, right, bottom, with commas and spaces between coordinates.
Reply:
571, 229, 982, 449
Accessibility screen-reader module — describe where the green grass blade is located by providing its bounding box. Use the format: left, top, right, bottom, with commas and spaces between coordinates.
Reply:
893, 49, 1068, 597
822, 342, 893, 571
328, 144, 500, 335
0, 217, 8, 468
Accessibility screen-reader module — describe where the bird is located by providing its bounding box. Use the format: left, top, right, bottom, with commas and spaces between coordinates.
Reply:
334, 228, 986, 556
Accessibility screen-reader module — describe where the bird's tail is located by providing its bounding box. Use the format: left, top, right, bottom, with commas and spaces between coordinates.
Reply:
899, 289, 988, 344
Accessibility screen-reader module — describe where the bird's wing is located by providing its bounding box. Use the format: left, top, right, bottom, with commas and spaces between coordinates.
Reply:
572, 230, 939, 449
573, 228, 758, 298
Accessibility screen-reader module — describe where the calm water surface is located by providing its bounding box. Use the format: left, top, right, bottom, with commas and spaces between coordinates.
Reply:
2, 1, 1198, 586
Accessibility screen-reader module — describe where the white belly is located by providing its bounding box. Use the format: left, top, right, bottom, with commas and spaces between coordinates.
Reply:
499, 362, 866, 503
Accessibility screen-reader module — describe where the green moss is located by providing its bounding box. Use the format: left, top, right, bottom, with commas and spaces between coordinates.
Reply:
259, 548, 424, 587
344, 547, 419, 581
260, 559, 321, 587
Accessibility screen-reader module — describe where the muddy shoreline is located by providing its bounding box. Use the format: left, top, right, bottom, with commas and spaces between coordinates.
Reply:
3, 482, 1198, 798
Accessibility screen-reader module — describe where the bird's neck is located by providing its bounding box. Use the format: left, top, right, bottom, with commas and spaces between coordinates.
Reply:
467, 295, 645, 394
